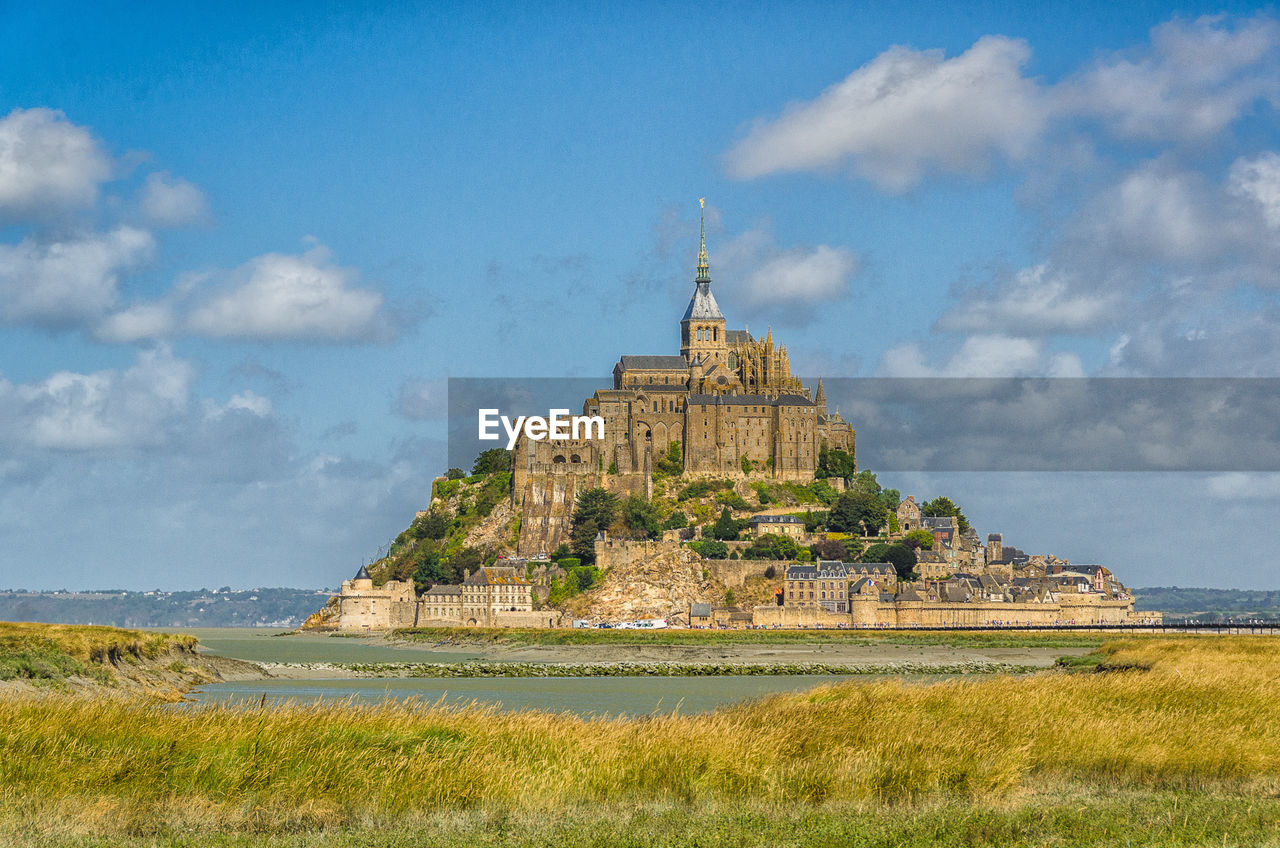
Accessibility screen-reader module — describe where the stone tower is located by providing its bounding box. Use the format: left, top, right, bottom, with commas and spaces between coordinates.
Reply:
680, 201, 727, 367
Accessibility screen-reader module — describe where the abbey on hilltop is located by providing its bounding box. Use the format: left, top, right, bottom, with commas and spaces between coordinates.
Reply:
512, 205, 855, 554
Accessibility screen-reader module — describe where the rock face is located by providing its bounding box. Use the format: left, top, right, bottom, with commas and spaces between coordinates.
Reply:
576, 544, 720, 622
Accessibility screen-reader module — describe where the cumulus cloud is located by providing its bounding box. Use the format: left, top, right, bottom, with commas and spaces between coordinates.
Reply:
712, 226, 859, 323
728, 15, 1280, 193
0, 346, 192, 450
1064, 14, 1280, 142
878, 334, 1084, 378
0, 108, 112, 220
139, 171, 211, 227
940, 264, 1120, 335
725, 36, 1047, 190
1206, 472, 1280, 500
1229, 152, 1280, 229
186, 245, 388, 342
394, 378, 447, 421
0, 227, 154, 328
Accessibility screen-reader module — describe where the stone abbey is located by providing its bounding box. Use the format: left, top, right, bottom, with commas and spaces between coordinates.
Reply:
512, 211, 854, 554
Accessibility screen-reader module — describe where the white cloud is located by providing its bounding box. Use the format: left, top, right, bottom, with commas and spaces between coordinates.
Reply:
186, 245, 387, 342
1065, 14, 1280, 142
712, 226, 859, 321
0, 227, 154, 328
878, 334, 1084, 377
725, 36, 1047, 190
224, 390, 273, 417
394, 378, 447, 421
0, 346, 193, 450
94, 301, 177, 343
0, 108, 112, 220
139, 171, 210, 227
940, 264, 1120, 335
1229, 152, 1280, 229
1206, 472, 1280, 500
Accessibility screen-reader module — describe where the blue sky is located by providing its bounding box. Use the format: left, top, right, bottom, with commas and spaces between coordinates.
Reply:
1, 2, 1279, 590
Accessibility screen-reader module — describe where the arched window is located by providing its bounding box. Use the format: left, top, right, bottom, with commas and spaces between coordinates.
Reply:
552, 455, 566, 463
570, 454, 581, 463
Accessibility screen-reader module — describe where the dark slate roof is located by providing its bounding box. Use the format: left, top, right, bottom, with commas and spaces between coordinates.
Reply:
632, 383, 689, 392
785, 561, 851, 580
424, 584, 462, 596
682, 280, 724, 321
897, 586, 924, 602
354, 564, 371, 580
923, 516, 954, 529
726, 329, 753, 344
987, 533, 1003, 541
618, 355, 688, 371
690, 602, 711, 617
849, 562, 895, 576
1067, 564, 1106, 575
749, 514, 803, 524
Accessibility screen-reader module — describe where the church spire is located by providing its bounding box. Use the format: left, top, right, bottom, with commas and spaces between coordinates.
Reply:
696, 198, 710, 284
815, 377, 826, 407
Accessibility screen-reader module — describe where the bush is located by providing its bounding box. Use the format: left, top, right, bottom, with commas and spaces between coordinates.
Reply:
688, 539, 728, 559
716, 491, 752, 511
677, 479, 735, 501
743, 533, 800, 561
445, 468, 466, 480
654, 441, 683, 477
558, 557, 581, 570
432, 478, 460, 501
472, 448, 511, 476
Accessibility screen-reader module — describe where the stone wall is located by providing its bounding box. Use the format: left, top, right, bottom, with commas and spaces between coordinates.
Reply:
754, 594, 1155, 628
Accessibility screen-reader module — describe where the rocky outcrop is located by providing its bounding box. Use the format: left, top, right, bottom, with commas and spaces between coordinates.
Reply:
573, 544, 721, 622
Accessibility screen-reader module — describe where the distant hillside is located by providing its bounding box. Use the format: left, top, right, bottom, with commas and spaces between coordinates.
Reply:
0, 588, 333, 628
1134, 587, 1280, 620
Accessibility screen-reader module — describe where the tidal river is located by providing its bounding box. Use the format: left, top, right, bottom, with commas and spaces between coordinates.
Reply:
165, 628, 880, 717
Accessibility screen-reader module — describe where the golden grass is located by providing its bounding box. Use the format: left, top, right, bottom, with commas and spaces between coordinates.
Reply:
0, 620, 194, 665
1, 634, 1278, 843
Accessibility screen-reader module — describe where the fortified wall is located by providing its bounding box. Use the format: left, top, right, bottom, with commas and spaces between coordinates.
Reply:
754, 594, 1159, 628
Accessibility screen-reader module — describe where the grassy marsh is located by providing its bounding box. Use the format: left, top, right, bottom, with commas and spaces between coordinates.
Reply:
2, 635, 1278, 845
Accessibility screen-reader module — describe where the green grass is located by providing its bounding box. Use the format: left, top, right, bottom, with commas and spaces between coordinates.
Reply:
0, 622, 195, 686
8, 790, 1280, 847
392, 625, 1107, 649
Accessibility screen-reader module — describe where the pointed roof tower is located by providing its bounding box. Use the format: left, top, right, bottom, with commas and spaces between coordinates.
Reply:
682, 199, 723, 322
815, 377, 827, 407
355, 564, 372, 580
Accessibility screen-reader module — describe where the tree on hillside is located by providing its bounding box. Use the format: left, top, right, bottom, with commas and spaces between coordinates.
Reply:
411, 547, 447, 593
712, 506, 743, 541
921, 496, 970, 533
472, 448, 511, 476
570, 488, 619, 564
810, 538, 850, 562
862, 542, 918, 582
743, 533, 800, 561
828, 490, 888, 536
654, 441, 683, 476
816, 444, 857, 481
902, 529, 936, 550
621, 494, 662, 539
